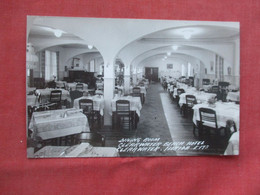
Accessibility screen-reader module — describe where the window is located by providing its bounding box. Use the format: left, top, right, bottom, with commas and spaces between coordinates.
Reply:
45, 50, 58, 81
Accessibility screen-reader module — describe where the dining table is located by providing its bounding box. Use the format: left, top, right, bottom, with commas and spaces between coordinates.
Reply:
56, 81, 67, 89
35, 88, 71, 104
178, 91, 217, 107
129, 86, 147, 97
202, 84, 213, 92
27, 94, 39, 107
67, 82, 88, 91
29, 108, 90, 140
173, 83, 197, 98
111, 95, 142, 117
192, 102, 240, 131
224, 131, 239, 155
73, 95, 105, 116
226, 91, 240, 102
33, 144, 119, 158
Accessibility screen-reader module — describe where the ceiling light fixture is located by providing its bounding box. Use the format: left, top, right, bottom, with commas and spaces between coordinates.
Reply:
172, 45, 178, 51
167, 52, 171, 56
183, 30, 193, 39
88, 45, 93, 49
54, 30, 63, 38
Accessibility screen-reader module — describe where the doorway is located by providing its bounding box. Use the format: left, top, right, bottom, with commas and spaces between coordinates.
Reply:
145, 67, 159, 82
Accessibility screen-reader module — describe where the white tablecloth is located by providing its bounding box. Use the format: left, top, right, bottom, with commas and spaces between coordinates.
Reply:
73, 95, 105, 116
226, 91, 240, 102
192, 102, 240, 131
33, 145, 119, 158
202, 84, 212, 91
129, 86, 147, 97
111, 96, 142, 117
56, 81, 67, 89
224, 131, 239, 155
67, 82, 88, 91
173, 85, 197, 98
179, 92, 216, 107
27, 95, 39, 106
35, 88, 71, 104
29, 108, 89, 140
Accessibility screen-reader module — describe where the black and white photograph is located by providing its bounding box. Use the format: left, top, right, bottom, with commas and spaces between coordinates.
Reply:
26, 16, 240, 158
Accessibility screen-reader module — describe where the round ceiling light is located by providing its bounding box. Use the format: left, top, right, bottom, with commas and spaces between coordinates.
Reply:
88, 45, 93, 49
54, 30, 63, 38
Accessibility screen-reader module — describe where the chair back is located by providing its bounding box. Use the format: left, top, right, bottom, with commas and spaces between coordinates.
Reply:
202, 79, 210, 85
70, 90, 83, 104
186, 95, 197, 108
79, 99, 94, 115
177, 88, 185, 95
116, 100, 130, 114
139, 82, 145, 87
75, 132, 105, 146
76, 83, 84, 90
133, 87, 141, 94
199, 107, 218, 129
50, 90, 62, 103
211, 86, 219, 94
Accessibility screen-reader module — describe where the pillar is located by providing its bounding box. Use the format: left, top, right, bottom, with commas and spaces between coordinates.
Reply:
124, 63, 131, 94
103, 59, 115, 126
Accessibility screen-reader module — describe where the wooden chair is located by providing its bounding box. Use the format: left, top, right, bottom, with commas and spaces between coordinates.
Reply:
76, 83, 84, 90
211, 86, 219, 94
183, 95, 197, 117
79, 99, 95, 129
132, 87, 142, 104
69, 90, 83, 107
218, 82, 230, 102
202, 79, 210, 85
49, 90, 62, 109
176, 88, 185, 104
196, 107, 226, 136
74, 132, 105, 146
115, 100, 133, 131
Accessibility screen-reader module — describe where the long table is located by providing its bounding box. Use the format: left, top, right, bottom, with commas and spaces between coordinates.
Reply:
29, 108, 89, 140
179, 91, 216, 107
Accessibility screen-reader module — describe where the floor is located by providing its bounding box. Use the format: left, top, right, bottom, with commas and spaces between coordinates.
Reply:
99, 82, 230, 157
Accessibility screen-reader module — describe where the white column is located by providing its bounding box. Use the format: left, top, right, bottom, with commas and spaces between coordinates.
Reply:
132, 67, 137, 85
124, 63, 131, 94
103, 59, 115, 126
